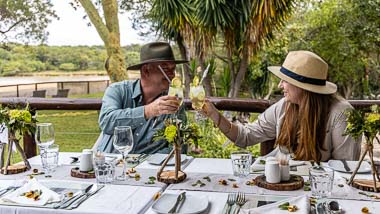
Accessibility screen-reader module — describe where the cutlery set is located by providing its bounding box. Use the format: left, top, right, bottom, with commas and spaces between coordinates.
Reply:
0, 183, 98, 209
224, 192, 247, 214
53, 184, 99, 209
127, 153, 150, 164
168, 192, 186, 213
0, 186, 19, 197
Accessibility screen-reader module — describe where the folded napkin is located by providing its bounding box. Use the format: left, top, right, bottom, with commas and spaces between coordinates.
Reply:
239, 195, 310, 214
2, 178, 60, 206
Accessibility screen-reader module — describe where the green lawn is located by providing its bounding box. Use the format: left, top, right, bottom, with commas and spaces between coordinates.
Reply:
36, 92, 104, 153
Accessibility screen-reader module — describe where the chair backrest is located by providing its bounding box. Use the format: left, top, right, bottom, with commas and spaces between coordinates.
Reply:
32, 90, 46, 98
53, 89, 70, 98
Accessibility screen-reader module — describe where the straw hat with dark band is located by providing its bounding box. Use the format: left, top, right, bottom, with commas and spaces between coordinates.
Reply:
268, 50, 337, 94
127, 42, 188, 70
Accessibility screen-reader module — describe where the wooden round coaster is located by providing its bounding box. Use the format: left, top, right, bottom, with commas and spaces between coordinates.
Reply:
255, 174, 304, 191
0, 165, 28, 175
352, 179, 380, 192
157, 170, 187, 184
70, 167, 96, 179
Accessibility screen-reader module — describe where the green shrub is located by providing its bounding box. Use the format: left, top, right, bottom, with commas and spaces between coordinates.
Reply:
59, 63, 77, 71
187, 111, 260, 159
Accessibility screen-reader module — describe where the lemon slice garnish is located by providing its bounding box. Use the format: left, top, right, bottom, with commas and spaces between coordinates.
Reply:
171, 77, 182, 88
192, 76, 199, 86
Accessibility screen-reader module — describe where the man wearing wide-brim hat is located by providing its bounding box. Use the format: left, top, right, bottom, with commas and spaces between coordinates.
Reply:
96, 42, 188, 154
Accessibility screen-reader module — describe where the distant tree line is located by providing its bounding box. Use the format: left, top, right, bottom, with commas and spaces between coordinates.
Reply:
0, 43, 142, 76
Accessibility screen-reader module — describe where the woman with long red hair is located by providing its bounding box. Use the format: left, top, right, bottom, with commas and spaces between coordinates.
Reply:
200, 51, 360, 161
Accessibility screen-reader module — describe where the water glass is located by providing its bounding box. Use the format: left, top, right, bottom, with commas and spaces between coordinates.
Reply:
231, 151, 252, 177
94, 156, 115, 184
309, 166, 334, 199
41, 144, 59, 175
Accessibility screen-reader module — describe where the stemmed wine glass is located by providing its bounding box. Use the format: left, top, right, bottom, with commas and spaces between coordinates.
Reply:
35, 123, 55, 173
35, 123, 55, 152
113, 126, 134, 181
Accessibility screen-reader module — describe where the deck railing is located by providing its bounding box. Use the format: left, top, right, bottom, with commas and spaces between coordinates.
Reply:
0, 79, 110, 97
1, 97, 379, 158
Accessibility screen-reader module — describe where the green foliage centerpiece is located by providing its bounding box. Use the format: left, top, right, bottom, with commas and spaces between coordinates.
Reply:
0, 104, 37, 174
345, 105, 380, 192
154, 118, 202, 184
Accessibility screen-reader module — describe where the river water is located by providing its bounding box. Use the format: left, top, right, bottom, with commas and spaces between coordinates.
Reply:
0, 76, 110, 97
0, 76, 109, 86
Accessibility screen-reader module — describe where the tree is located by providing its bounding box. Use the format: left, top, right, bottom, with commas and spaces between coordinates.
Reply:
0, 0, 57, 44
193, 0, 295, 97
75, 0, 127, 82
286, 0, 380, 98
146, 0, 295, 98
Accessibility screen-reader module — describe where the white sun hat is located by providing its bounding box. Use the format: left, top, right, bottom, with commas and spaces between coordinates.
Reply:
268, 50, 337, 94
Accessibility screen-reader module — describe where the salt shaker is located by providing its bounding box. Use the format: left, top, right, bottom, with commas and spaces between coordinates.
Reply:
265, 160, 281, 183
79, 149, 93, 172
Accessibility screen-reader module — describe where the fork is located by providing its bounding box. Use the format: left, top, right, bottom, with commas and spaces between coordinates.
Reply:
225, 193, 236, 214
0, 186, 18, 197
233, 192, 247, 214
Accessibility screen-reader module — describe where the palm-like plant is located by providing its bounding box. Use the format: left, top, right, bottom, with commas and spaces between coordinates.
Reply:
194, 0, 295, 97
148, 0, 295, 98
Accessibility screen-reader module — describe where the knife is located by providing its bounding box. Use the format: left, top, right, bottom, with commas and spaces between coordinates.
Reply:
57, 184, 93, 209
53, 191, 81, 209
341, 160, 351, 172
168, 192, 186, 213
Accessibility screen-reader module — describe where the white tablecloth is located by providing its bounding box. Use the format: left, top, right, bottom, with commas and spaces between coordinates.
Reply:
172, 158, 380, 214
3, 153, 380, 214
0, 179, 162, 214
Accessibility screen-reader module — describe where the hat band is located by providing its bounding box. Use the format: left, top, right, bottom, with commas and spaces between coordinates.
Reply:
280, 67, 326, 86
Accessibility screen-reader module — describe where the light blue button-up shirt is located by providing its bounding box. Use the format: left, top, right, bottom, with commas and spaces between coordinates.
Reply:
97, 79, 186, 154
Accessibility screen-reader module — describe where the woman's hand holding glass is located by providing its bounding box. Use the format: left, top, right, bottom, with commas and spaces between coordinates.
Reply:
113, 126, 134, 181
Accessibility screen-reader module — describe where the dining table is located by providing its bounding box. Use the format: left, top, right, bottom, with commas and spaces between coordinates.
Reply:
0, 152, 379, 214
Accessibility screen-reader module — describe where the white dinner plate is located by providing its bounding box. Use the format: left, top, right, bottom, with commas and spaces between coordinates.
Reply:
147, 154, 187, 166
327, 160, 371, 173
152, 193, 208, 214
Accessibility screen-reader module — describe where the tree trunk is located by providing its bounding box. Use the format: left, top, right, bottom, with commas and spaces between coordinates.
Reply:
229, 45, 249, 98
176, 36, 191, 97
227, 50, 236, 97
79, 0, 127, 82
